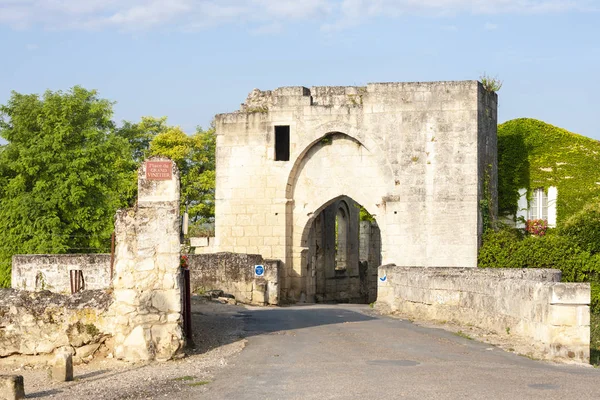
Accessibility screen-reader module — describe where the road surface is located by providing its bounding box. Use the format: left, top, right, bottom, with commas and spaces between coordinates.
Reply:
192, 304, 599, 400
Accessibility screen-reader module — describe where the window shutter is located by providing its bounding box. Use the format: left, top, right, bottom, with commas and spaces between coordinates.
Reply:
529, 190, 538, 220
541, 190, 548, 220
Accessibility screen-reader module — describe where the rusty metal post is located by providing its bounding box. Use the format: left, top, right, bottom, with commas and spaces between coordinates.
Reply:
183, 268, 192, 340
109, 232, 115, 283
69, 270, 84, 294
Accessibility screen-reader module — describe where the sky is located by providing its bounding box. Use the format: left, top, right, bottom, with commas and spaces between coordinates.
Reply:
0, 0, 599, 141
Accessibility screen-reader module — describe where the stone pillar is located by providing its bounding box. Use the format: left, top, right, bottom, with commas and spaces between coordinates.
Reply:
110, 158, 184, 362
51, 352, 73, 382
0, 375, 25, 400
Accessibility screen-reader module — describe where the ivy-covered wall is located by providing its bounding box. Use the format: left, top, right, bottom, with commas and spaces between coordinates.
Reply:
498, 118, 600, 223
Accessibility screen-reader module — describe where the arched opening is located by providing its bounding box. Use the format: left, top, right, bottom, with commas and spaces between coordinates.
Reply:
335, 201, 349, 271
305, 196, 381, 304
282, 129, 392, 303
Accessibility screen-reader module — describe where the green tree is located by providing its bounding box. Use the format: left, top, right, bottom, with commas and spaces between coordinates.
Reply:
117, 116, 167, 163
0, 87, 134, 287
148, 122, 216, 225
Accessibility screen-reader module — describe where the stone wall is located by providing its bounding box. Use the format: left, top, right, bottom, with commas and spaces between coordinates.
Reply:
376, 266, 590, 363
107, 159, 184, 362
2, 158, 185, 363
11, 254, 111, 293
188, 253, 279, 305
0, 289, 111, 361
214, 81, 498, 303
359, 221, 381, 304
190, 236, 216, 255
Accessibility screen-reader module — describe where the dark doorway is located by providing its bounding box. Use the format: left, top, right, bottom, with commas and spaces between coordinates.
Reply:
305, 196, 381, 304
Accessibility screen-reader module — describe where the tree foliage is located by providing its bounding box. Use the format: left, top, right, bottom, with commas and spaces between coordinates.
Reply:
0, 87, 217, 287
0, 87, 135, 286
148, 121, 216, 224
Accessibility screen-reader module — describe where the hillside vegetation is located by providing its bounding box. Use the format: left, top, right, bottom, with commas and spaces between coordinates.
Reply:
498, 118, 600, 222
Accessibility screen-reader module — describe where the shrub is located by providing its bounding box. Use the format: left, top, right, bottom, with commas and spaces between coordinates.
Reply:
560, 202, 600, 255
480, 228, 600, 314
478, 228, 523, 269
480, 73, 503, 92
479, 228, 581, 270
592, 282, 600, 315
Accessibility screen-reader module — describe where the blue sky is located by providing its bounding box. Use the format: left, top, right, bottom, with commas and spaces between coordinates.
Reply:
0, 0, 599, 140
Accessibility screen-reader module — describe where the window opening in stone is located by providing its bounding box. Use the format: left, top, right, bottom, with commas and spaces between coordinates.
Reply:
275, 126, 290, 161
529, 188, 548, 220
335, 205, 348, 271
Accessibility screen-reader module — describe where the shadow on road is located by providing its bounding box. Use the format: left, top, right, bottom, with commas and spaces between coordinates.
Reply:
188, 299, 375, 356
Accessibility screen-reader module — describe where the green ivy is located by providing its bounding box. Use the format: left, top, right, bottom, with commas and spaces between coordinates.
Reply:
498, 118, 600, 222
480, 164, 494, 232
479, 228, 600, 313
559, 202, 600, 255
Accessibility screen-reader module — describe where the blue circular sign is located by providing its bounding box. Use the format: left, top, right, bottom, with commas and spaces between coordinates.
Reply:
255, 265, 265, 277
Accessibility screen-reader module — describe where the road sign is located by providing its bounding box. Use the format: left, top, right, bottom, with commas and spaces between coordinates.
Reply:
255, 265, 265, 277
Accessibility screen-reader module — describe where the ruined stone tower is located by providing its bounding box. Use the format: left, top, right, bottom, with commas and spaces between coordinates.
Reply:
213, 81, 497, 303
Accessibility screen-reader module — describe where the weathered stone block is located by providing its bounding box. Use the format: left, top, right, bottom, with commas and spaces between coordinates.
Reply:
548, 304, 590, 326
52, 352, 73, 382
0, 375, 25, 400
190, 237, 209, 247
550, 283, 591, 305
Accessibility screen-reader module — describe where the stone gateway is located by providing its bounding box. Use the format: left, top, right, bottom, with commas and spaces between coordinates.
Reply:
213, 81, 498, 303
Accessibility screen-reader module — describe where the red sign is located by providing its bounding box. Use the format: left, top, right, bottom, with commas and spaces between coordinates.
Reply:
146, 161, 173, 180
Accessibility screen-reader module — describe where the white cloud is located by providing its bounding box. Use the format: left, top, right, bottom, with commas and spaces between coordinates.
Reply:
0, 0, 596, 32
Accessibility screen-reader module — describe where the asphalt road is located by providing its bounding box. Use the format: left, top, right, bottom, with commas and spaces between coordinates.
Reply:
193, 304, 599, 400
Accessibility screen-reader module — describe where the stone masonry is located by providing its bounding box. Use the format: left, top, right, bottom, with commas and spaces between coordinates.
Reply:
108, 158, 184, 362
0, 289, 111, 359
188, 253, 279, 305
376, 266, 591, 363
11, 254, 111, 293
214, 81, 498, 302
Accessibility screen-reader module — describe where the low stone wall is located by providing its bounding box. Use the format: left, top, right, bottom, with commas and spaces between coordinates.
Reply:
11, 254, 111, 293
376, 266, 590, 363
0, 289, 112, 361
188, 253, 280, 305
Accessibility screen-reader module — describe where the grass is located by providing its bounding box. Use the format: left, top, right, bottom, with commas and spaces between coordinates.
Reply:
591, 312, 599, 366
172, 376, 196, 381
480, 73, 503, 92
187, 381, 211, 387
454, 330, 473, 340
522, 352, 540, 361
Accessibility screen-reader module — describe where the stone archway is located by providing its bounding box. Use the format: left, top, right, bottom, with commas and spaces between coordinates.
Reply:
285, 132, 390, 302
303, 196, 381, 304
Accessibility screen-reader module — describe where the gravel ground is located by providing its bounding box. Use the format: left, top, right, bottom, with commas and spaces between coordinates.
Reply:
0, 295, 247, 399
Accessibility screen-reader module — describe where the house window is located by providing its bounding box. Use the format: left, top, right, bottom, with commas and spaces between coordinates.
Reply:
529, 188, 548, 220
517, 186, 557, 229
275, 126, 290, 161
